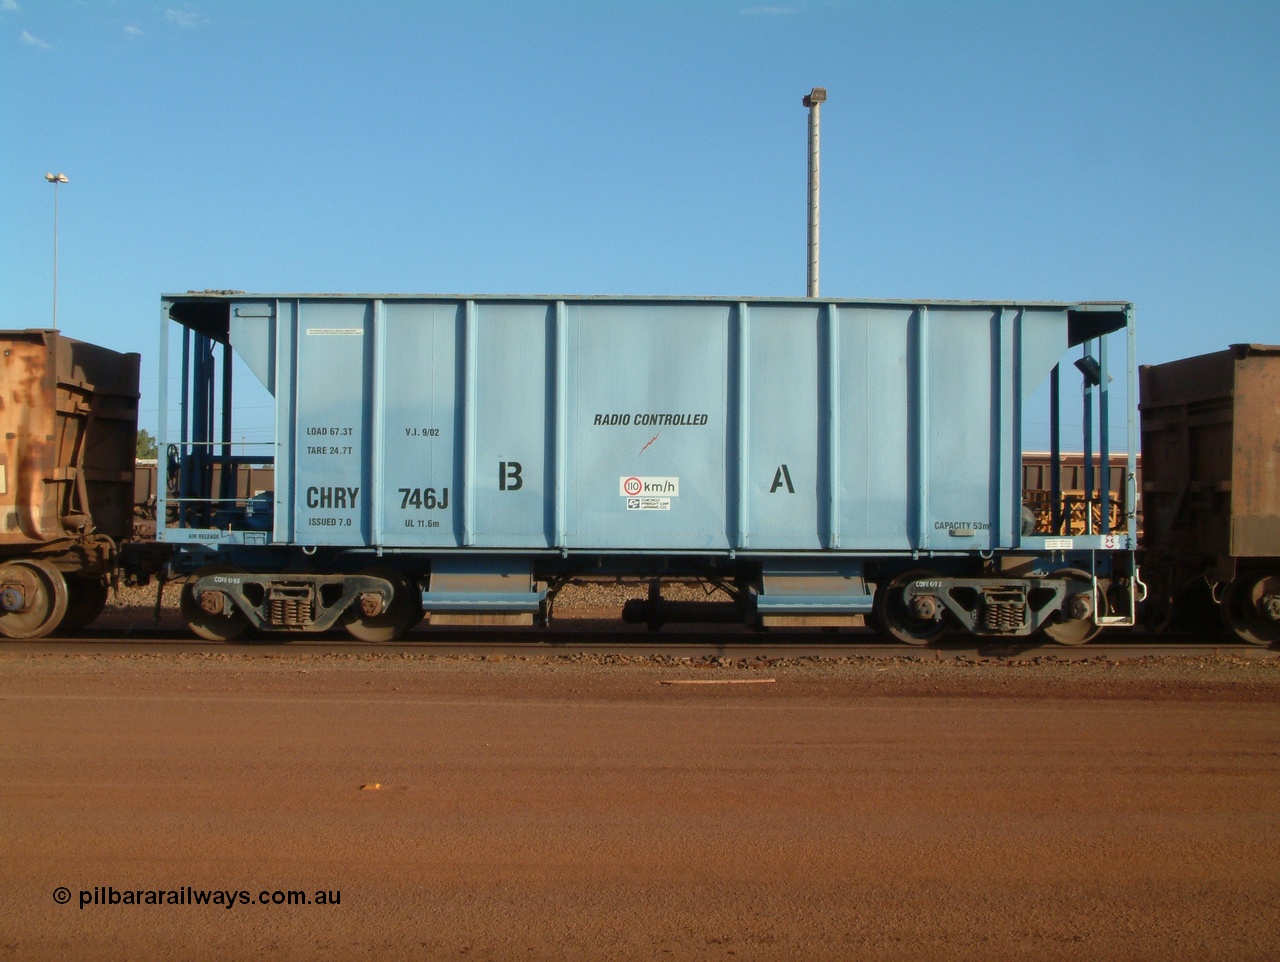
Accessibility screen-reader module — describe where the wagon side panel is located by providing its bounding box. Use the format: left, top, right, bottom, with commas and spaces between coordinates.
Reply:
0, 333, 59, 549
1229, 347, 1280, 557
565, 302, 731, 551
470, 302, 553, 548
743, 303, 823, 549
1139, 349, 1236, 558
291, 302, 372, 546
59, 336, 141, 543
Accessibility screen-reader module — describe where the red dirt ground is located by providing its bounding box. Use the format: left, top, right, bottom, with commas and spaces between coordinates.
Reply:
1, 651, 1277, 961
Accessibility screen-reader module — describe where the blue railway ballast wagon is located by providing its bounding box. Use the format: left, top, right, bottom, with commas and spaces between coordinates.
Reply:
157, 293, 1139, 645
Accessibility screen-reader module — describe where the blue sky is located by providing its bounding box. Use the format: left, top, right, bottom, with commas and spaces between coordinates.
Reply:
3, 0, 1278, 440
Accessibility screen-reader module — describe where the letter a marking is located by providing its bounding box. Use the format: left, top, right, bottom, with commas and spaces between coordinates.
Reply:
770, 464, 794, 494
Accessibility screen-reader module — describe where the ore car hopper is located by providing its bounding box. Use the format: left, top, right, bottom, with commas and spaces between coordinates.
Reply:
158, 293, 1138, 645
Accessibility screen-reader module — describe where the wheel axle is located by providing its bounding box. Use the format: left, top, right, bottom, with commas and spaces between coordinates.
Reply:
1, 587, 25, 612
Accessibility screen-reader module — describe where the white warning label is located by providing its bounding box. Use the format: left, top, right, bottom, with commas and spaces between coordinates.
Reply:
620, 476, 679, 497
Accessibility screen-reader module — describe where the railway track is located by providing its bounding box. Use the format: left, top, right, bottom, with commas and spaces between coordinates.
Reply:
3, 624, 1273, 661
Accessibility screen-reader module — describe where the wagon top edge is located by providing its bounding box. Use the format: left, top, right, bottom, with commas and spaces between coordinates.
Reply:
162, 292, 1131, 349
0, 327, 139, 349
162, 291, 1132, 312
1139, 343, 1280, 373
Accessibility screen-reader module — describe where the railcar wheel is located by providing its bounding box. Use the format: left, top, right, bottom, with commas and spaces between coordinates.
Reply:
343, 569, 419, 642
1044, 568, 1105, 646
58, 576, 110, 633
1222, 573, 1280, 647
180, 565, 249, 642
0, 559, 69, 639
872, 570, 948, 646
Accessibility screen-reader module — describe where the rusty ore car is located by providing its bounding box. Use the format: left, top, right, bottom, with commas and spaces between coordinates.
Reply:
0, 330, 139, 637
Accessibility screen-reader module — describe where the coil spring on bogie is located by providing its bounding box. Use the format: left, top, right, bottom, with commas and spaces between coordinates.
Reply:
268, 598, 314, 627
983, 602, 1025, 632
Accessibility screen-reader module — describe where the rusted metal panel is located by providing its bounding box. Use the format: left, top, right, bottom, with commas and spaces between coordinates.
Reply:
1140, 344, 1280, 560
0, 330, 140, 554
1230, 346, 1280, 556
0, 333, 59, 547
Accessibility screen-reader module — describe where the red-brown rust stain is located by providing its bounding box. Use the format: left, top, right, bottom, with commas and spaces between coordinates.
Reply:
2, 339, 57, 544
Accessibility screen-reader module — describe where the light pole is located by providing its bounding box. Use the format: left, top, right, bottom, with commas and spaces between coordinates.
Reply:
802, 88, 825, 298
44, 172, 68, 329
